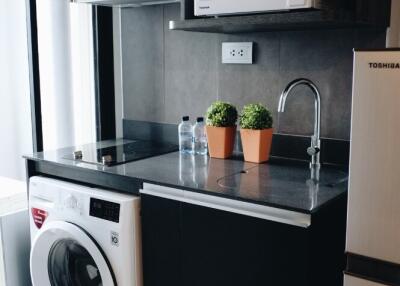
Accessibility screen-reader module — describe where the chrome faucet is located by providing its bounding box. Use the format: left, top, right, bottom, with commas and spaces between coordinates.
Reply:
278, 78, 321, 169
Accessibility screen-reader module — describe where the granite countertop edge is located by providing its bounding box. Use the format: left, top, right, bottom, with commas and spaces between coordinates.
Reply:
24, 152, 348, 215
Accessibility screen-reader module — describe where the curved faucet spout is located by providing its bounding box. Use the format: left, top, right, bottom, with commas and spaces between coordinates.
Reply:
278, 78, 322, 169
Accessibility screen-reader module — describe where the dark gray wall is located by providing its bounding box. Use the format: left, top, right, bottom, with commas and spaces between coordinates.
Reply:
120, 4, 386, 140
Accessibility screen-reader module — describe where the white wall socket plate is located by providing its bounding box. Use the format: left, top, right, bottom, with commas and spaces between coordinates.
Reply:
222, 42, 253, 64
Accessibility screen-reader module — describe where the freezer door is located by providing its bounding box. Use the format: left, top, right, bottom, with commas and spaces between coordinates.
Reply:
346, 51, 400, 263
344, 274, 387, 286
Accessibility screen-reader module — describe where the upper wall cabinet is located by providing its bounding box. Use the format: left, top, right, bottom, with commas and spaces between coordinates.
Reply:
169, 0, 392, 33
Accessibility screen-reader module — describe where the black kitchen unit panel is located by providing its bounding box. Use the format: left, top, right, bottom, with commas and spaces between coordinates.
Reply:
141, 192, 347, 286
141, 194, 182, 286
181, 203, 309, 286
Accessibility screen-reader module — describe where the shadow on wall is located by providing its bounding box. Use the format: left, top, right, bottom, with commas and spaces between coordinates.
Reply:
119, 4, 387, 141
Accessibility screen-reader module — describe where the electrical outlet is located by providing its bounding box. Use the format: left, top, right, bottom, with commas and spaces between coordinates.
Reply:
222, 42, 253, 64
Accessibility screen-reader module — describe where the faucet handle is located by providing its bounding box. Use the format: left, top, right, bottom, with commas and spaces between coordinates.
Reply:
307, 146, 320, 156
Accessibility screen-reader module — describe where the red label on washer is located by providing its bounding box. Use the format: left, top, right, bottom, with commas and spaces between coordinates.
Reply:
31, 208, 48, 229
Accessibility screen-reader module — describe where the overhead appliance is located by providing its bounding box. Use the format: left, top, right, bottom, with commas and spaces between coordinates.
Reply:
195, 0, 325, 16
344, 49, 400, 286
71, 0, 179, 7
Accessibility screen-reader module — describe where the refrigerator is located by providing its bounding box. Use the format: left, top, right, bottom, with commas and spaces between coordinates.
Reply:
345, 49, 400, 286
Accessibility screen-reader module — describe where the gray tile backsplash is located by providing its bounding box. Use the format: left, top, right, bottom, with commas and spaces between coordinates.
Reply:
120, 4, 386, 140
122, 6, 165, 122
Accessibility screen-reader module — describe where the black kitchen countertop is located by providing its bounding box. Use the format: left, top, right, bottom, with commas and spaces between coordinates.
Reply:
25, 139, 348, 214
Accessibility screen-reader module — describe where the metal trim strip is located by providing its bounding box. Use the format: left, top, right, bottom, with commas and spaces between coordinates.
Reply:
141, 183, 311, 228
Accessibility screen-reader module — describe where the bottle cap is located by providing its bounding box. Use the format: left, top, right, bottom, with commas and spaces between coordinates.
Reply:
197, 117, 204, 123
182, 116, 189, 121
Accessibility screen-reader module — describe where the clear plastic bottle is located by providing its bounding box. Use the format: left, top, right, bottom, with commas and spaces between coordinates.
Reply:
179, 152, 194, 186
192, 117, 208, 155
178, 116, 192, 154
193, 154, 208, 188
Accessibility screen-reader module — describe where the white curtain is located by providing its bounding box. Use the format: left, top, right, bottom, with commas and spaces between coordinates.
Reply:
36, 0, 96, 151
0, 0, 33, 181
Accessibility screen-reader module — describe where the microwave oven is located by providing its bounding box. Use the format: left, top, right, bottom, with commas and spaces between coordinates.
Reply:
194, 0, 323, 16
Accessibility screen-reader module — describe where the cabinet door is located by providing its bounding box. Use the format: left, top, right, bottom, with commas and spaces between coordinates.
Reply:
141, 194, 182, 286
181, 202, 310, 286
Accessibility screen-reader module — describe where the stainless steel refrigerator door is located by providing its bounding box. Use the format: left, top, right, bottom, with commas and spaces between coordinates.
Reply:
346, 51, 400, 263
345, 274, 387, 286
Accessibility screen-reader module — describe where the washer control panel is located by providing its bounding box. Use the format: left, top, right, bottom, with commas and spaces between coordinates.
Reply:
89, 198, 120, 223
64, 194, 79, 209
60, 193, 82, 215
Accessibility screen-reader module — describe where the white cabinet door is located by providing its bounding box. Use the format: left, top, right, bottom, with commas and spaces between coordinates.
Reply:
344, 275, 387, 286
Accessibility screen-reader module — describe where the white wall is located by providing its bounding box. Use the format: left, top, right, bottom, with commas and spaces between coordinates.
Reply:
0, 0, 34, 181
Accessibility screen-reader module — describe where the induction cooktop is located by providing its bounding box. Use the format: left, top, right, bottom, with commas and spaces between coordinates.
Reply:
63, 140, 178, 166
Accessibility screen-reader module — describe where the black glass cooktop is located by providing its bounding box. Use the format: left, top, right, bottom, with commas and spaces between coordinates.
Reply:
63, 140, 178, 166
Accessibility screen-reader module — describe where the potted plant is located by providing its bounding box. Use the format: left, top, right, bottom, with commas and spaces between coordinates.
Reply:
239, 103, 273, 163
206, 101, 238, 159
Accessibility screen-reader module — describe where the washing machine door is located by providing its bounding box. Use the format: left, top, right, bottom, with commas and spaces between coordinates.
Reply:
30, 221, 116, 286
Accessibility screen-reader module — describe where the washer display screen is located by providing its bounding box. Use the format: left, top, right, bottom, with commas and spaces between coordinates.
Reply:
89, 198, 120, 223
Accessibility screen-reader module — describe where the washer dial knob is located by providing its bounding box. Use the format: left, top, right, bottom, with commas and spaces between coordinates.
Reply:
65, 195, 78, 209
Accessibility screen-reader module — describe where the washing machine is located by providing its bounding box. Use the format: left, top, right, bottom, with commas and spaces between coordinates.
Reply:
29, 176, 142, 286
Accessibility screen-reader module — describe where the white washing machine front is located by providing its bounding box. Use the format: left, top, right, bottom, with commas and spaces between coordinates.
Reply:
29, 176, 142, 286
31, 220, 116, 286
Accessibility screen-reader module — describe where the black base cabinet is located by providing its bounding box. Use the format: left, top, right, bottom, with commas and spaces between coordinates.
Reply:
141, 194, 347, 286
141, 194, 183, 286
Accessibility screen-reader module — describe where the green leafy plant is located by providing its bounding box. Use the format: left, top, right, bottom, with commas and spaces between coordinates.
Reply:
239, 103, 273, 130
206, 101, 238, 127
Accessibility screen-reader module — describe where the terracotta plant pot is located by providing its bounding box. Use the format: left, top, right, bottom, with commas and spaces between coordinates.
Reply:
240, 128, 273, 163
206, 126, 237, 159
